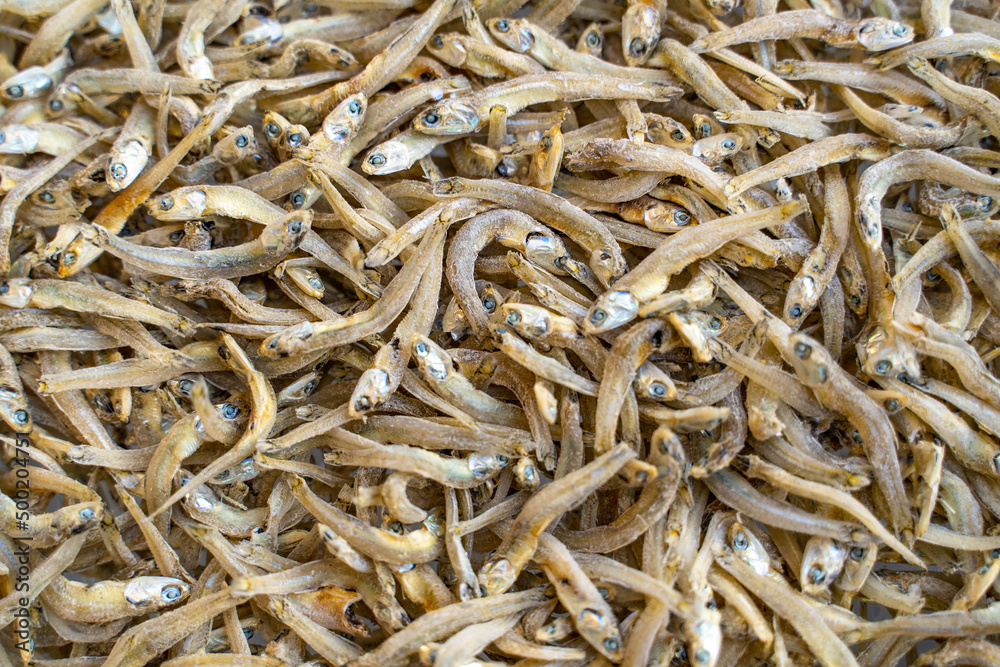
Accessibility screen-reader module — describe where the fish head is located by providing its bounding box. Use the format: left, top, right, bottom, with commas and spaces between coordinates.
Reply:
477, 556, 518, 596
363, 140, 412, 175
583, 290, 638, 334
1, 66, 52, 101
147, 188, 209, 221
107, 139, 149, 192
350, 368, 391, 417
622, 4, 660, 65
0, 278, 33, 308
524, 232, 570, 274
51, 501, 104, 536
788, 333, 834, 387
487, 18, 534, 53
322, 93, 367, 143
214, 126, 256, 166
800, 536, 848, 596
124, 576, 190, 610
857, 18, 914, 51
634, 361, 677, 401
645, 202, 694, 232
0, 125, 40, 154
427, 33, 469, 66
415, 101, 479, 135
500, 303, 554, 339
410, 334, 452, 380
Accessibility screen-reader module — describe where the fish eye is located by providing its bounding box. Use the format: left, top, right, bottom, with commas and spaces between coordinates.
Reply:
6, 85, 22, 98
368, 154, 386, 167
732, 531, 748, 550
603, 638, 620, 652
850, 546, 865, 561
505, 309, 520, 324
695, 649, 710, 664
160, 196, 174, 211
348, 100, 362, 115
291, 193, 305, 208
885, 398, 899, 411
79, 508, 95, 520
265, 122, 281, 137
586, 32, 600, 47
495, 19, 510, 32
849, 294, 862, 307
675, 211, 691, 225
169, 230, 184, 243
708, 316, 722, 329
163, 585, 181, 600
789, 304, 803, 319
287, 132, 302, 145
793, 341, 811, 359
590, 309, 607, 324
981, 196, 993, 210
355, 396, 372, 411
39, 190, 55, 203
216, 470, 229, 479
808, 565, 825, 583
222, 403, 240, 419
422, 111, 440, 126
629, 38, 646, 56
63, 251, 76, 265
414, 341, 429, 357
892, 23, 907, 36
650, 382, 666, 397
13, 410, 27, 424
110, 163, 127, 180
308, 277, 323, 290
875, 359, 892, 374
288, 219, 303, 233
178, 379, 193, 395
0, 284, 7, 295
722, 139, 736, 150
432, 35, 444, 49
816, 365, 828, 382
267, 339, 278, 350
235, 135, 248, 148
49, 99, 63, 111
670, 129, 685, 141
496, 455, 509, 465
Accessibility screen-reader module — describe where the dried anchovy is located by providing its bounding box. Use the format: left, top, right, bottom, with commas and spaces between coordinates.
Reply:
0, 0, 998, 666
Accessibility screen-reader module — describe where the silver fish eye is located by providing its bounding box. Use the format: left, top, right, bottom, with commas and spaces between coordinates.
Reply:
793, 341, 811, 359
732, 531, 748, 550
7, 85, 22, 98
163, 585, 181, 600
236, 135, 248, 148
414, 341, 429, 357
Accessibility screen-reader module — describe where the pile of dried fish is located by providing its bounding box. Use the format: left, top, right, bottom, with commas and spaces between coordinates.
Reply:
2, 0, 1000, 664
